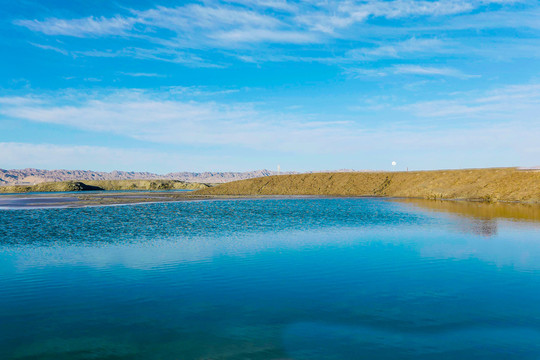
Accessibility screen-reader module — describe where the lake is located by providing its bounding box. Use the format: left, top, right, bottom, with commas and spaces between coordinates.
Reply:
1, 197, 540, 359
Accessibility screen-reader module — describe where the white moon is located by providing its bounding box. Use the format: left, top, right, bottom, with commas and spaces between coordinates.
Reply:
391, 161, 397, 166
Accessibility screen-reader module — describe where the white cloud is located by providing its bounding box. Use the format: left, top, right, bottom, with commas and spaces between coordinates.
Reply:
0, 90, 352, 153
137, 4, 281, 31
27, 42, 221, 67
119, 72, 165, 77
0, 86, 539, 169
16, 0, 530, 43
347, 38, 448, 60
15, 3, 296, 46
295, 0, 499, 34
436, 7, 540, 31
14, 0, 539, 66
210, 28, 318, 44
403, 83, 540, 118
0, 96, 45, 106
75, 47, 221, 67
339, 0, 475, 20
345, 64, 477, 78
15, 16, 135, 37
0, 142, 212, 172
344, 68, 389, 77
28, 42, 69, 55
227, 0, 298, 12
392, 65, 478, 78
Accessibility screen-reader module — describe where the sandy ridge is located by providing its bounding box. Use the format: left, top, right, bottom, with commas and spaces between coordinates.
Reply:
196, 168, 540, 203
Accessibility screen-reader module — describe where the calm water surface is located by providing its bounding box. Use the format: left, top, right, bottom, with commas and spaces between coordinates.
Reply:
1, 198, 540, 359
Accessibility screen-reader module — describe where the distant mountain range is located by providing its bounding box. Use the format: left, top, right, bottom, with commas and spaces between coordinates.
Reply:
0, 168, 298, 185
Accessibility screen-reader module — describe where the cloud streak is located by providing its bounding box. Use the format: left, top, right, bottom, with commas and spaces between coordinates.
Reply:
404, 83, 540, 119
0, 142, 220, 172
17, 0, 528, 40
0, 90, 352, 153
347, 38, 449, 60
14, 0, 538, 64
393, 65, 478, 78
345, 64, 477, 78
10, 0, 540, 74
0, 86, 538, 166
16, 16, 135, 37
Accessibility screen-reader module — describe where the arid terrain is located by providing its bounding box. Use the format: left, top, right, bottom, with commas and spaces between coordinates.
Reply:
197, 168, 540, 203
0, 168, 294, 185
2, 168, 539, 206
0, 179, 209, 193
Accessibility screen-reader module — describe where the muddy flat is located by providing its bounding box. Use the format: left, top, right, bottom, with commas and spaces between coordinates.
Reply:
0, 191, 319, 209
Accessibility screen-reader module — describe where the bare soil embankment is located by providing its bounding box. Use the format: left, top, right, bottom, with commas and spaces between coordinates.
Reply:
196, 168, 540, 203
0, 180, 209, 193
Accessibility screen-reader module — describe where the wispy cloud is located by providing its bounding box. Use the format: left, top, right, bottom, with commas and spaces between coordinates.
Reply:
295, 0, 530, 35
343, 68, 389, 77
0, 89, 349, 153
403, 83, 540, 119
28, 42, 69, 55
296, 0, 476, 34
26, 41, 221, 67
434, 7, 540, 31
0, 142, 218, 172
393, 65, 478, 78
137, 4, 281, 32
346, 38, 449, 60
119, 72, 165, 77
15, 0, 537, 51
210, 28, 318, 44
10, 0, 539, 72
227, 0, 298, 12
345, 64, 477, 78
0, 85, 538, 165
76, 47, 222, 67
15, 3, 295, 45
15, 16, 135, 37
17, 0, 520, 40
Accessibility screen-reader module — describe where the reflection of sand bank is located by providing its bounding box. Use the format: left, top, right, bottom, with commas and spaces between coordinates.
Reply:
397, 198, 540, 222
0, 196, 79, 209
396, 198, 540, 237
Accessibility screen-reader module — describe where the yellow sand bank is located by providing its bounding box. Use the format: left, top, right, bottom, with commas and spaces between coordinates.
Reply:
0, 179, 209, 193
196, 168, 540, 203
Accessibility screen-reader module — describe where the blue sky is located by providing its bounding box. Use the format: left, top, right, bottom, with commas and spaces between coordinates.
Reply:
0, 0, 539, 172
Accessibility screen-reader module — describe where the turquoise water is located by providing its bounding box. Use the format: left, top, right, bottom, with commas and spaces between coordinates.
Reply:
1, 198, 540, 359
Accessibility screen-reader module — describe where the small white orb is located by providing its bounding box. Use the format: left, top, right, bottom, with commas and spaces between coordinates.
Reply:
391, 161, 397, 166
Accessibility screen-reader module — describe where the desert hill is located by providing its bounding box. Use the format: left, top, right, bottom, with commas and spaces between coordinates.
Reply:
196, 168, 540, 203
0, 179, 209, 193
0, 168, 295, 185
